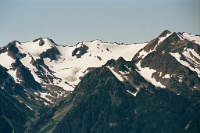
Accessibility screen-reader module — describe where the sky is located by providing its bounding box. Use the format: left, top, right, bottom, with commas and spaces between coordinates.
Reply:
0, 0, 200, 46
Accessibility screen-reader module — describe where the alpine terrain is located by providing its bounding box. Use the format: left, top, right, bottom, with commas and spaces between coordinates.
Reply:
0, 30, 200, 133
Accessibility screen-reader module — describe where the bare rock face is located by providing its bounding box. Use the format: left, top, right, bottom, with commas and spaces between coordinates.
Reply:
33, 38, 45, 46
0, 64, 25, 96
143, 37, 160, 52
0, 88, 34, 133
5, 42, 26, 59
97, 56, 102, 61
72, 44, 89, 58
159, 30, 171, 38
40, 47, 61, 61
39, 39, 45, 46
16, 64, 43, 91
186, 42, 200, 56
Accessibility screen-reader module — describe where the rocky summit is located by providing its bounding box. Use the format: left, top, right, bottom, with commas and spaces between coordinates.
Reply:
0, 30, 200, 133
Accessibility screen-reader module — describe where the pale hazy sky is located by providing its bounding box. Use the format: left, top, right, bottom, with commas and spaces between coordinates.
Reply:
0, 0, 199, 46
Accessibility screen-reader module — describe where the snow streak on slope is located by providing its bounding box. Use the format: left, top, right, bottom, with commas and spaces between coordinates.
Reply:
157, 33, 172, 48
182, 49, 200, 67
127, 90, 138, 97
107, 66, 125, 82
136, 61, 166, 88
170, 52, 200, 77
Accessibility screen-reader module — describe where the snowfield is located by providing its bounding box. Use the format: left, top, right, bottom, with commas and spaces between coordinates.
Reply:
0, 38, 147, 102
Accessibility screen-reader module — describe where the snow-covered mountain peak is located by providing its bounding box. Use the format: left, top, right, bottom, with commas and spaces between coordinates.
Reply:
75, 39, 103, 47
89, 39, 103, 44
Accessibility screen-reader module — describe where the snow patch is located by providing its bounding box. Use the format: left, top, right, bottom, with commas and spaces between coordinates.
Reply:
25, 104, 33, 110
0, 52, 15, 68
178, 75, 183, 82
39, 92, 54, 103
182, 33, 200, 45
44, 102, 49, 105
127, 89, 139, 97
184, 120, 191, 130
107, 66, 124, 82
162, 74, 170, 78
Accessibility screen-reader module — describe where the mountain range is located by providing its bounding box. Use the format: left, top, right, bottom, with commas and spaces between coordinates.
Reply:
0, 30, 200, 133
